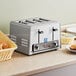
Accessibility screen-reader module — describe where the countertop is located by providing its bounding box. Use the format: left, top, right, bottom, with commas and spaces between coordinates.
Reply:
0, 46, 76, 76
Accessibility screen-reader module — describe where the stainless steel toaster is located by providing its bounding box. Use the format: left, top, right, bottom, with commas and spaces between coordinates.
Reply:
10, 17, 61, 55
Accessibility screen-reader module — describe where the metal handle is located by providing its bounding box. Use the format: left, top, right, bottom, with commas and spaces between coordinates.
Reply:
52, 27, 58, 41
38, 29, 44, 43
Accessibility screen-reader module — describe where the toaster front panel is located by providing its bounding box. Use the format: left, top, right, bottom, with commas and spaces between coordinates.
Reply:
29, 22, 60, 54
32, 40, 59, 52
30, 24, 53, 44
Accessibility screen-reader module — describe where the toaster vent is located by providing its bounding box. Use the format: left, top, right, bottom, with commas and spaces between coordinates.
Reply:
10, 35, 17, 43
21, 38, 28, 47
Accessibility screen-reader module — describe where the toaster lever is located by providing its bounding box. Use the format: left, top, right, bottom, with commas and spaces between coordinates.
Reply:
38, 30, 44, 43
53, 28, 58, 31
52, 27, 58, 40
38, 30, 44, 34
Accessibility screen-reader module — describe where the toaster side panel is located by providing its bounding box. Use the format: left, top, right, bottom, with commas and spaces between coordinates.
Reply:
10, 22, 31, 55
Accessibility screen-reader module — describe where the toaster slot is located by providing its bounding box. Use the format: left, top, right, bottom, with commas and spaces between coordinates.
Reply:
26, 20, 35, 24
22, 22, 27, 24
33, 18, 49, 22
39, 18, 49, 21
33, 19, 42, 22
18, 20, 27, 24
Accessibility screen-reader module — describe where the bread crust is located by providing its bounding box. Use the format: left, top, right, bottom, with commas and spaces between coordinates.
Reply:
70, 44, 76, 50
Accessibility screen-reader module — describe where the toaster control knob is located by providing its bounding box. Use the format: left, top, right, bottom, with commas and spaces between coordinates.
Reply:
35, 45, 38, 49
53, 42, 58, 47
53, 42, 56, 45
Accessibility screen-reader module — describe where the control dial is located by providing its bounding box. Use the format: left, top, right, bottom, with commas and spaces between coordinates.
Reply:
35, 45, 39, 49
53, 42, 58, 47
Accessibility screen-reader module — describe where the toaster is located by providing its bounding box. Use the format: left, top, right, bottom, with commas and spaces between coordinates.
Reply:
10, 17, 61, 55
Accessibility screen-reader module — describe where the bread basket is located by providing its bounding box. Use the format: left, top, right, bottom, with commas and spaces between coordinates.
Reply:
61, 32, 74, 44
0, 31, 17, 61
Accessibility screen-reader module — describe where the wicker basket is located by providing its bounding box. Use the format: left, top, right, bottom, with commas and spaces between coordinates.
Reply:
61, 32, 74, 44
0, 31, 17, 61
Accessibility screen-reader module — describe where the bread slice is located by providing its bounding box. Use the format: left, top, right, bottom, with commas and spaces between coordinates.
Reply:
70, 44, 76, 50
